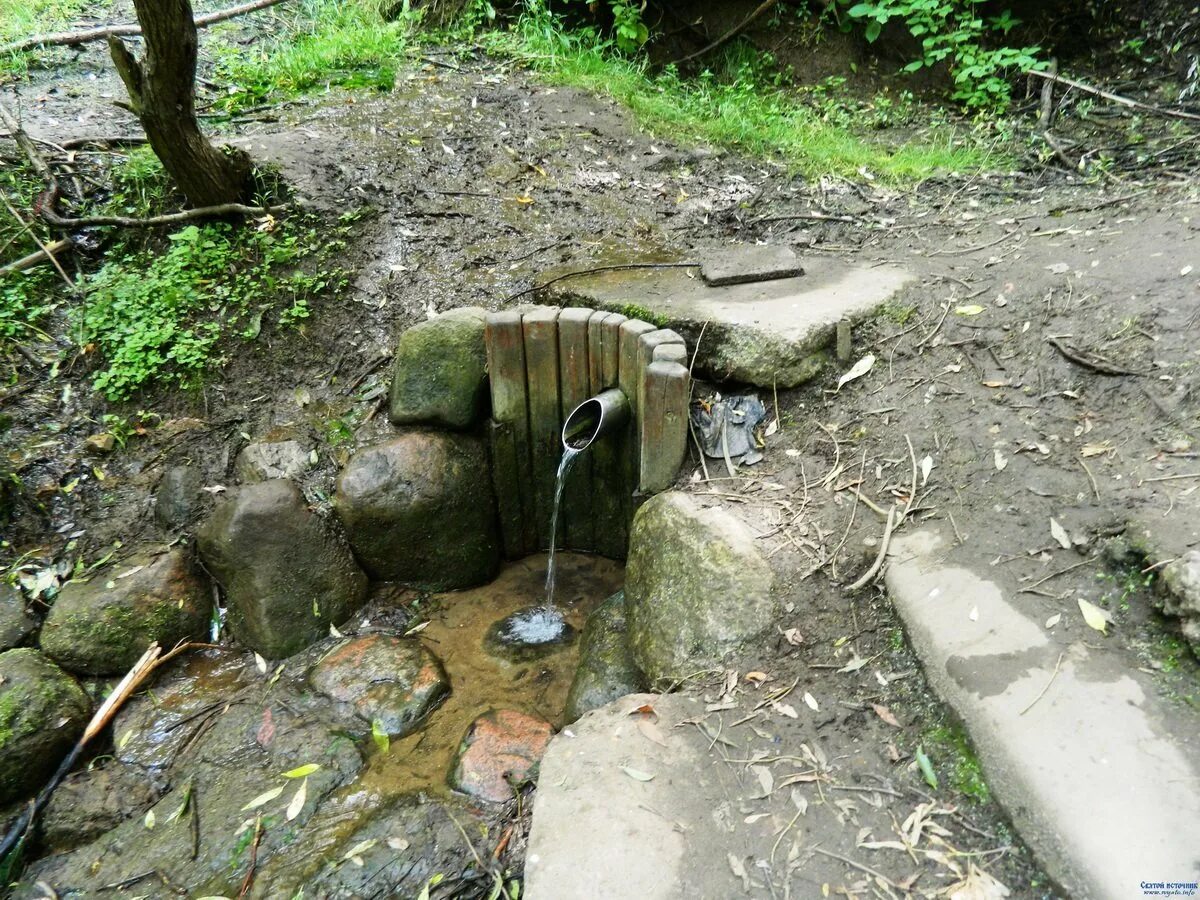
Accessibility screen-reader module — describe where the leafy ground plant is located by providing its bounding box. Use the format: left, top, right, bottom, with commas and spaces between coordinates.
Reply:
75, 215, 350, 400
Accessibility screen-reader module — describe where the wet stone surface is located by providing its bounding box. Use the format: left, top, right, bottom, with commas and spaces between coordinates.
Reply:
308, 632, 450, 737
450, 708, 553, 804
484, 605, 577, 662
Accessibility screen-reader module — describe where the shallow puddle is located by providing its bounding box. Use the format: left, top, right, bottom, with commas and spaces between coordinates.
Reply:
359, 551, 624, 798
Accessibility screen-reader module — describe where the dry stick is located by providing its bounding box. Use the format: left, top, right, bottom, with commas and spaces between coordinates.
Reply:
236, 815, 264, 899
503, 262, 699, 303
1020, 653, 1065, 715
42, 202, 292, 229
2, 197, 74, 290
1078, 458, 1101, 501
1036, 58, 1059, 132
914, 301, 951, 351
928, 230, 1019, 256
0, 0, 290, 56
1017, 557, 1092, 595
902, 435, 918, 522
809, 847, 899, 890
671, 0, 782, 66
0, 237, 72, 275
1142, 471, 1200, 483
1046, 336, 1143, 376
1025, 68, 1200, 124
847, 505, 898, 592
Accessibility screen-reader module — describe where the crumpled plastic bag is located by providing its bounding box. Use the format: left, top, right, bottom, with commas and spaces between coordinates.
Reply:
689, 395, 767, 465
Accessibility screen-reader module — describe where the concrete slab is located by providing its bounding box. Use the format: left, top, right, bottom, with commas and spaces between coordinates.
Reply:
700, 244, 804, 286
886, 529, 1200, 900
524, 693, 752, 900
546, 258, 912, 388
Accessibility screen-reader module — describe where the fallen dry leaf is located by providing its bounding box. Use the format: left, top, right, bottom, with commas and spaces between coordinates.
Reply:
871, 704, 901, 728
1050, 517, 1071, 550
1078, 598, 1112, 634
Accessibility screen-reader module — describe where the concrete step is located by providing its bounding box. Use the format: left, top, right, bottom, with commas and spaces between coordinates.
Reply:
885, 528, 1200, 900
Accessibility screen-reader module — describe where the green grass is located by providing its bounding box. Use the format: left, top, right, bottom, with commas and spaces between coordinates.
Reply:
209, 0, 413, 113
0, 0, 95, 75
480, 14, 1000, 180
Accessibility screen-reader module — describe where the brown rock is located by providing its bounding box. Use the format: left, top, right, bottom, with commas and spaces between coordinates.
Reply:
83, 433, 115, 454
450, 709, 552, 803
309, 633, 450, 737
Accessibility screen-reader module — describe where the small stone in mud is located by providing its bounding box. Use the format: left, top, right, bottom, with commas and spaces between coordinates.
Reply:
234, 428, 312, 483
154, 464, 202, 529
483, 606, 576, 662
0, 583, 36, 651
309, 633, 450, 737
450, 708, 552, 803
83, 432, 115, 454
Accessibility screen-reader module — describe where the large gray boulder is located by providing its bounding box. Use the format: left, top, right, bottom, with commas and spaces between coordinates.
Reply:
334, 431, 500, 589
625, 492, 776, 684
0, 649, 91, 804
40, 549, 211, 675
389, 307, 488, 429
565, 591, 642, 722
198, 480, 368, 658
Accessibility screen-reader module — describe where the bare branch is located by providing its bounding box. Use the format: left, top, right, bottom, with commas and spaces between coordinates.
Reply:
0, 0, 289, 56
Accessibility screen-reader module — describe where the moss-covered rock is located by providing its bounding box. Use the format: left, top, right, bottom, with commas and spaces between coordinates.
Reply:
625, 492, 777, 685
0, 583, 36, 650
565, 591, 642, 722
333, 430, 500, 589
40, 549, 211, 676
198, 480, 368, 658
388, 307, 488, 429
0, 649, 90, 804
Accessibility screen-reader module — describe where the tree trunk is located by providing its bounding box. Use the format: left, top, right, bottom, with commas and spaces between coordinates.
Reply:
108, 0, 251, 208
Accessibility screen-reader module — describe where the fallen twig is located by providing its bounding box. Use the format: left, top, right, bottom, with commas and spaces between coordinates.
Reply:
41, 203, 292, 229
671, 0, 781, 66
1025, 68, 1200, 124
809, 847, 899, 890
914, 301, 951, 351
0, 0, 289, 56
1018, 558, 1092, 595
1020, 652, 1065, 715
237, 815, 264, 899
847, 505, 898, 591
1046, 336, 1144, 376
1078, 458, 1100, 501
0, 238, 73, 275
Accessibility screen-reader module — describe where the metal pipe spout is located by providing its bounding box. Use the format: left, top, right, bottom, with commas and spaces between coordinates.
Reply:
562, 388, 629, 451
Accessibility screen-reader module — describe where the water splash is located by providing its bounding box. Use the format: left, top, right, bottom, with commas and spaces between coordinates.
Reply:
544, 445, 582, 609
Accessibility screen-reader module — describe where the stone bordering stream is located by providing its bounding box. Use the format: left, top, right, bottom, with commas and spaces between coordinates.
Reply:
3, 300, 793, 894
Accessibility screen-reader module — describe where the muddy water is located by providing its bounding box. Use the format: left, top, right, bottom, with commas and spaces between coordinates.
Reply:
358, 552, 624, 798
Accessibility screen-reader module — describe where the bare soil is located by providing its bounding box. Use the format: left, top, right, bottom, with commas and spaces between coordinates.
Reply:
3, 26, 1199, 899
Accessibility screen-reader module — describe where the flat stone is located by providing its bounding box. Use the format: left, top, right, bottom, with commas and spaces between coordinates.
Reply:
450, 709, 552, 803
700, 244, 804, 286
885, 528, 1200, 900
309, 633, 449, 737
234, 434, 311, 483
547, 258, 913, 388
525, 694, 753, 900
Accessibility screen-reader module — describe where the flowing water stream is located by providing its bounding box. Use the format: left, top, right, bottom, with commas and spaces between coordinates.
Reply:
544, 445, 583, 610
